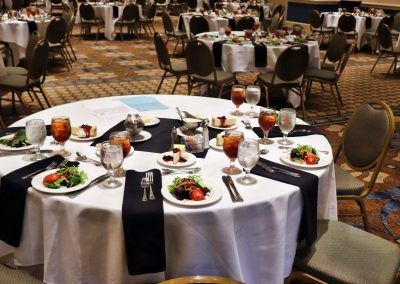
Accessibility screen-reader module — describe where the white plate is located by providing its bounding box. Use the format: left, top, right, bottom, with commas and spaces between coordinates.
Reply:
279, 151, 332, 169
209, 138, 223, 151
161, 177, 222, 207
0, 133, 35, 151
70, 133, 102, 141
96, 145, 134, 157
31, 167, 92, 194
157, 151, 196, 168
131, 131, 152, 143
142, 117, 160, 127
208, 123, 237, 131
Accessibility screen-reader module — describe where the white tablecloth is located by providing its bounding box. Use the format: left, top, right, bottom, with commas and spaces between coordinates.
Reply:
0, 95, 337, 284
322, 12, 382, 50
0, 19, 51, 63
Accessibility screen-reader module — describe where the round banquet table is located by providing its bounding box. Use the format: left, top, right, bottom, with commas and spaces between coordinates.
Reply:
0, 95, 337, 284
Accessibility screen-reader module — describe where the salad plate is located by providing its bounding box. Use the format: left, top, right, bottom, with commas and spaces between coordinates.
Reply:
0, 131, 35, 151
279, 148, 332, 169
161, 175, 222, 207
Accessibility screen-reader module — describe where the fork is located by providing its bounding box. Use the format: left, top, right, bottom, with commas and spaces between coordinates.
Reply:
146, 171, 155, 200
257, 161, 300, 178
22, 161, 58, 179
161, 167, 201, 175
140, 177, 149, 202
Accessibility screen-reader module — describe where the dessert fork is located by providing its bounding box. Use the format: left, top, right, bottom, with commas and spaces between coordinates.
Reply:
140, 177, 149, 202
146, 171, 155, 200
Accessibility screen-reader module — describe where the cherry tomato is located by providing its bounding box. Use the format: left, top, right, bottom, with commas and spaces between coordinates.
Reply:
190, 188, 205, 201
43, 173, 62, 184
305, 154, 318, 165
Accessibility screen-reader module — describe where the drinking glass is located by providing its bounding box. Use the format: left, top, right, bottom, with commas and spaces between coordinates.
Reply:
109, 131, 131, 176
246, 85, 260, 117
25, 119, 46, 161
231, 85, 246, 116
244, 29, 253, 40
51, 116, 71, 157
258, 107, 276, 145
287, 26, 293, 35
225, 26, 232, 36
237, 139, 259, 185
222, 131, 244, 175
100, 141, 123, 188
277, 108, 296, 145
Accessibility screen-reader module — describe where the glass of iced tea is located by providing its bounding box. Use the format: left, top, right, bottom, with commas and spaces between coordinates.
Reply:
258, 107, 276, 145
222, 131, 244, 175
231, 85, 246, 116
51, 116, 71, 157
109, 131, 131, 176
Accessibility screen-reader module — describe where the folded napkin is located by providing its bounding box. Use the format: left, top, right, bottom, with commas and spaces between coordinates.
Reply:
365, 16, 372, 29
252, 125, 322, 139
252, 41, 267, 67
178, 15, 184, 31
18, 20, 38, 34
0, 125, 51, 137
122, 169, 166, 275
212, 40, 226, 68
0, 155, 79, 247
320, 13, 325, 23
251, 158, 318, 247
112, 6, 119, 18
226, 17, 236, 31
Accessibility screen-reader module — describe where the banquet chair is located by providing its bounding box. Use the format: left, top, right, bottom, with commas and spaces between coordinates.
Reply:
154, 32, 189, 94
391, 12, 400, 40
0, 41, 14, 67
371, 24, 400, 76
335, 101, 395, 232
291, 24, 304, 37
186, 41, 235, 98
50, 0, 64, 17
321, 32, 347, 71
45, 17, 71, 71
246, 4, 259, 17
256, 45, 309, 119
363, 16, 393, 55
263, 3, 284, 30
268, 13, 283, 33
161, 12, 187, 55
0, 40, 51, 115
115, 4, 139, 40
285, 219, 400, 284
62, 12, 77, 62
159, 275, 244, 284
337, 13, 357, 52
12, 0, 24, 10
0, 264, 42, 284
156, 0, 168, 14
236, 16, 255, 31
79, 3, 105, 41
309, 9, 334, 45
187, 0, 197, 11
202, 1, 210, 11
189, 15, 209, 39
304, 44, 353, 117
139, 4, 156, 36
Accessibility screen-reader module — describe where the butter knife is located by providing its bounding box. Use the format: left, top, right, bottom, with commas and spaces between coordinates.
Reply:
222, 176, 239, 202
226, 176, 244, 202
68, 174, 109, 198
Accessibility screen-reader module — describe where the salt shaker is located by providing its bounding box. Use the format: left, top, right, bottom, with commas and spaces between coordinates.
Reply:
202, 119, 209, 149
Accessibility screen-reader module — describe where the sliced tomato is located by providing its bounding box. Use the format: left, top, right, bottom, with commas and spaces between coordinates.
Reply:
190, 188, 205, 201
305, 154, 318, 165
43, 173, 62, 184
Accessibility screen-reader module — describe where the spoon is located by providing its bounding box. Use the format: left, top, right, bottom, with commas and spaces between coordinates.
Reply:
241, 120, 252, 130
76, 152, 102, 166
259, 149, 268, 155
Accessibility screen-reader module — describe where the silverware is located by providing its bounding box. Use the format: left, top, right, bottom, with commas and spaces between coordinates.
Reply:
76, 152, 102, 166
289, 129, 312, 135
257, 161, 300, 178
68, 174, 109, 198
222, 176, 240, 202
226, 175, 244, 202
241, 120, 252, 130
278, 146, 330, 155
22, 160, 58, 180
161, 167, 201, 175
146, 171, 155, 200
141, 177, 149, 202
259, 149, 268, 155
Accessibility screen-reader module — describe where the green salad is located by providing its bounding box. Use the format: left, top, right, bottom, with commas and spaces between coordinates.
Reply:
43, 166, 88, 189
0, 129, 31, 148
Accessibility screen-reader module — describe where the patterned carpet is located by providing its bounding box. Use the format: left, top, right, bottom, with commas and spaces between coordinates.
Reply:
1, 16, 400, 242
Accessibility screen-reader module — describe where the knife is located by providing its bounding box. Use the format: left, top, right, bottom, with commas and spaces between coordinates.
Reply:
222, 176, 239, 202
68, 174, 109, 198
226, 175, 244, 202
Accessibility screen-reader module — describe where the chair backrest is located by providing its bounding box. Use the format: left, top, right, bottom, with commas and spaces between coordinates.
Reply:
274, 45, 309, 82
203, 1, 210, 11
159, 275, 244, 284
393, 12, 400, 31
310, 9, 322, 29
146, 4, 156, 19
51, 0, 62, 4
377, 24, 393, 51
236, 16, 255, 31
338, 13, 356, 32
342, 101, 394, 189
28, 40, 50, 82
215, 2, 223, 10
379, 16, 393, 30
137, 0, 146, 5
25, 31, 40, 68
153, 32, 171, 70
189, 15, 209, 37
271, 3, 283, 16
12, 0, 24, 10
121, 4, 139, 21
246, 4, 259, 16
186, 41, 216, 79
325, 32, 347, 63
187, 0, 197, 9
292, 24, 304, 36
161, 11, 174, 35
337, 44, 353, 78
45, 17, 67, 44
269, 13, 281, 33
156, 0, 166, 4
79, 3, 95, 21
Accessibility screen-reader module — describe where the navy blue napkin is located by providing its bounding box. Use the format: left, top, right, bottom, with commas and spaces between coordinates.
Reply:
212, 40, 226, 68
252, 125, 322, 139
0, 155, 79, 247
259, 6, 264, 21
252, 41, 267, 67
178, 15, 184, 31
122, 169, 166, 275
112, 5, 119, 18
251, 158, 319, 247
365, 16, 372, 29
226, 17, 236, 31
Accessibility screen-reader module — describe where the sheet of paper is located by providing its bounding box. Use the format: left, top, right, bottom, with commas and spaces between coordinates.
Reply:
119, 96, 169, 112
83, 100, 132, 119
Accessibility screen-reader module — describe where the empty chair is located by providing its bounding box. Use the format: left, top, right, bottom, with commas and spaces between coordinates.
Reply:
309, 9, 334, 44
153, 32, 189, 94
236, 16, 255, 31
246, 4, 259, 17
256, 45, 309, 118
139, 4, 156, 36
262, 3, 284, 29
268, 13, 282, 33
391, 12, 400, 39
185, 41, 235, 98
363, 16, 392, 54
46, 17, 71, 70
321, 32, 347, 71
187, 0, 197, 11
12, 0, 24, 11
156, 0, 168, 14
189, 15, 209, 38
371, 24, 400, 76
286, 219, 400, 284
50, 0, 64, 16
115, 4, 139, 40
338, 13, 358, 50
160, 275, 244, 284
161, 11, 187, 55
62, 12, 77, 62
79, 3, 104, 40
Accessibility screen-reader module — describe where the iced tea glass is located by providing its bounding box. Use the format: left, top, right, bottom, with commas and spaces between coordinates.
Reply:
231, 85, 246, 116
222, 131, 244, 175
51, 116, 71, 157
258, 108, 276, 145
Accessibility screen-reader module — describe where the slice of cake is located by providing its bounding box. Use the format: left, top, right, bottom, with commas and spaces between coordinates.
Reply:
71, 125, 97, 138
211, 116, 236, 128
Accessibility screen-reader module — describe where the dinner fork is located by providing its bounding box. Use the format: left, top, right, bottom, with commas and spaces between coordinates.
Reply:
146, 171, 155, 200
140, 177, 149, 202
22, 161, 58, 180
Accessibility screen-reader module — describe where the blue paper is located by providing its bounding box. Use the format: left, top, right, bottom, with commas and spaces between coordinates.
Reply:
119, 96, 169, 112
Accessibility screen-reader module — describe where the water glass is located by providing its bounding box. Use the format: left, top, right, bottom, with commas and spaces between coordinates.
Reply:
237, 139, 259, 185
277, 108, 296, 145
25, 119, 47, 161
100, 141, 123, 188
246, 85, 260, 117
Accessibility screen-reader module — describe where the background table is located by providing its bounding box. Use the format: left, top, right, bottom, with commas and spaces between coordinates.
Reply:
0, 95, 337, 284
